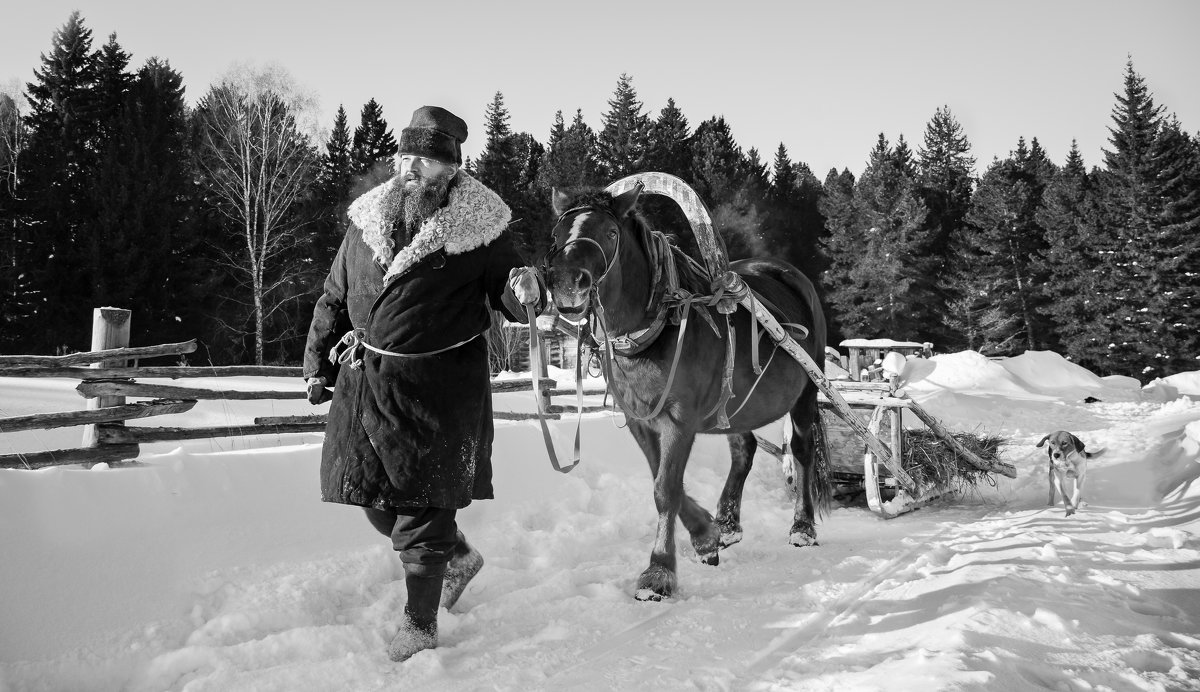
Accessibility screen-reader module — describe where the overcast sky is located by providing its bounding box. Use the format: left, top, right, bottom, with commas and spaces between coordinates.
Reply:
3, 0, 1198, 178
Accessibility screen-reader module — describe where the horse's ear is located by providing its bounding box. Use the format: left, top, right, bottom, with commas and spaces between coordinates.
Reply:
551, 188, 572, 217
611, 183, 642, 218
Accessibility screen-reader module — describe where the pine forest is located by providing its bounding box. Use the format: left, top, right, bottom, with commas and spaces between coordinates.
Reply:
2, 13, 1198, 379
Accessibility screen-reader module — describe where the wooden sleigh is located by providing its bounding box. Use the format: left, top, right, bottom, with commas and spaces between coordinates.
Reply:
594, 172, 1016, 519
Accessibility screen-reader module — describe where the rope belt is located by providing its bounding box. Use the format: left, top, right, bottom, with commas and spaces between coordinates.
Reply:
330, 328, 481, 370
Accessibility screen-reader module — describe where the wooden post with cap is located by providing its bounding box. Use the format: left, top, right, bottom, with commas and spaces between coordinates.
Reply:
81, 307, 133, 456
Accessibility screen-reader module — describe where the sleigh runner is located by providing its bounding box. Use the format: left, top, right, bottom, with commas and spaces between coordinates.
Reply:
553, 172, 1015, 519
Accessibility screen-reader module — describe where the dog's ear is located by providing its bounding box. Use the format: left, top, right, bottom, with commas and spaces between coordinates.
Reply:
1036, 434, 1050, 448
1069, 433, 1086, 454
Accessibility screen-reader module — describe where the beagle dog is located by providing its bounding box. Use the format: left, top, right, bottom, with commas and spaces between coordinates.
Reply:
1037, 431, 1102, 516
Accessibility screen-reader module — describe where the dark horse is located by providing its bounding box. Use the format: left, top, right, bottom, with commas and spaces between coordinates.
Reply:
543, 184, 829, 601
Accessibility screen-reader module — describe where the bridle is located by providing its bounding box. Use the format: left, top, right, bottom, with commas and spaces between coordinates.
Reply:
541, 205, 623, 294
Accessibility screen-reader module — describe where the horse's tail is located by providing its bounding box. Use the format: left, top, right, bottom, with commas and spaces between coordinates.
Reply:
812, 410, 833, 519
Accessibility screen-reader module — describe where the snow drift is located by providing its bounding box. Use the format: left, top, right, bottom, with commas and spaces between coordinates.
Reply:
1, 350, 1198, 691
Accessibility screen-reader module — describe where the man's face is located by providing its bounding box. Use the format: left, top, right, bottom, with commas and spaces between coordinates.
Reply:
398, 155, 456, 189
395, 154, 456, 233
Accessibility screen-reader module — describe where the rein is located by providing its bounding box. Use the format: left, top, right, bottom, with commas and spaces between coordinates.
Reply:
526, 304, 581, 474
529, 200, 814, 473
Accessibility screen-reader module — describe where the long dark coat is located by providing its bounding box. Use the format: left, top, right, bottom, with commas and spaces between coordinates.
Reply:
304, 172, 536, 510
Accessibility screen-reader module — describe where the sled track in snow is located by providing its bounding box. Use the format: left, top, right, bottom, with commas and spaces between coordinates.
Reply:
732, 534, 937, 684
544, 519, 955, 689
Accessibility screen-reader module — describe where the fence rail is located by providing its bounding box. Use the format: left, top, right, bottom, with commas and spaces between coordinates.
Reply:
0, 308, 594, 470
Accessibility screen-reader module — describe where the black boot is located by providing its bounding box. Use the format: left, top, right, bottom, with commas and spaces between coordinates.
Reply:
441, 530, 485, 610
388, 562, 445, 662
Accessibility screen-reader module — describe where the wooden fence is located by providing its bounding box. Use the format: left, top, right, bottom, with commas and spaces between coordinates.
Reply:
0, 308, 607, 470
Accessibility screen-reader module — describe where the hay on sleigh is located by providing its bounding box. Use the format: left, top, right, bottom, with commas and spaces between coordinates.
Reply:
900, 428, 1006, 489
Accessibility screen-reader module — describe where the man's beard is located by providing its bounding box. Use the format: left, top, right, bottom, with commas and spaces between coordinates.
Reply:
391, 169, 453, 240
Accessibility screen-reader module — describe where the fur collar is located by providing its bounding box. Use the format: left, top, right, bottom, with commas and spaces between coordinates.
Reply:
348, 171, 512, 283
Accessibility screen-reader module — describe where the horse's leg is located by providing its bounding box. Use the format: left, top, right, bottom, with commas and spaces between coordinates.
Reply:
627, 420, 696, 601
788, 387, 822, 547
627, 421, 720, 568
715, 432, 756, 548
678, 488, 721, 567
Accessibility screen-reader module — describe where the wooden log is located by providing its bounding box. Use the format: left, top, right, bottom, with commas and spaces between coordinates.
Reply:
0, 340, 197, 366
83, 307, 131, 448
0, 365, 303, 379
0, 399, 196, 434
0, 444, 141, 469
77, 381, 306, 401
494, 411, 560, 421
491, 378, 557, 393
255, 414, 326, 426
72, 378, 555, 401
97, 422, 325, 444
906, 400, 1017, 478
547, 387, 608, 397
546, 404, 609, 415
741, 295, 916, 492
818, 393, 913, 408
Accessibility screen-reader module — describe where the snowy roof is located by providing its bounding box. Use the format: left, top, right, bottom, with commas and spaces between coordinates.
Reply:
839, 338, 927, 349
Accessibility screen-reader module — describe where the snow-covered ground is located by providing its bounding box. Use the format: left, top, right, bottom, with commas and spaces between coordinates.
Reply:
1, 350, 1199, 691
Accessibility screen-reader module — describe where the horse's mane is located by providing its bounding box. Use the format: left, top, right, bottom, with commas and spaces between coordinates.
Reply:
557, 188, 712, 295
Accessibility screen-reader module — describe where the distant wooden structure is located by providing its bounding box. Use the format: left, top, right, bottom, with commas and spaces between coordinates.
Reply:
840, 338, 932, 382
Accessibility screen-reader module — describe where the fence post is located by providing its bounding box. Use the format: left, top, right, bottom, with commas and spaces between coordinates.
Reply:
81, 307, 132, 450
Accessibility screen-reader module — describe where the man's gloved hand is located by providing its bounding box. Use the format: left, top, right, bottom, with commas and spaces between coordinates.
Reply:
507, 266, 541, 306
306, 376, 333, 405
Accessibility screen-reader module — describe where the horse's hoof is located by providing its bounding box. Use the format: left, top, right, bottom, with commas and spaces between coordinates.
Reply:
789, 531, 819, 547
636, 564, 676, 600
698, 551, 719, 566
1065, 508, 1076, 517
718, 529, 743, 549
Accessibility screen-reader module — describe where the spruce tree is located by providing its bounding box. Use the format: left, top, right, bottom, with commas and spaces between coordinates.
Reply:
86, 32, 140, 313
350, 98, 397, 181
690, 116, 743, 206
818, 167, 860, 342
537, 108, 602, 191
1035, 141, 1109, 366
852, 135, 935, 340
762, 144, 801, 268
1096, 61, 1200, 376
916, 106, 976, 349
791, 161, 829, 288
644, 98, 692, 179
309, 105, 353, 281
94, 57, 204, 348
597, 73, 650, 180
92, 33, 133, 139
20, 11, 101, 351
953, 139, 1052, 355
917, 106, 976, 249
474, 91, 521, 202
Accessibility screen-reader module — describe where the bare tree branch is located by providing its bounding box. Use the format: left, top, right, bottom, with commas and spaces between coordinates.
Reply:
195, 70, 319, 365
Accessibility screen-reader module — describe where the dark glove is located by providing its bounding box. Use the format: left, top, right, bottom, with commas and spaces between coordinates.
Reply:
306, 377, 333, 405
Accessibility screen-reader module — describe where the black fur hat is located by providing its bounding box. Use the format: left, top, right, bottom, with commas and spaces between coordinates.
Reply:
398, 105, 467, 165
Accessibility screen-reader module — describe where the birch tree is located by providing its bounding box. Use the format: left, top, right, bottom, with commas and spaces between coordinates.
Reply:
194, 67, 319, 365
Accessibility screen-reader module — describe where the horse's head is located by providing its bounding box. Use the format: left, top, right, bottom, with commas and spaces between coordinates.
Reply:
543, 185, 642, 317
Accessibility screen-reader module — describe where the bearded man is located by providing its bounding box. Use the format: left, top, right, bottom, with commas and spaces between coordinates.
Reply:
303, 105, 542, 662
